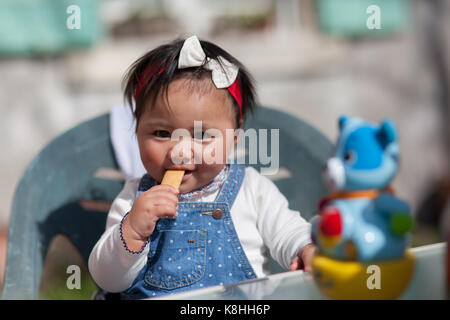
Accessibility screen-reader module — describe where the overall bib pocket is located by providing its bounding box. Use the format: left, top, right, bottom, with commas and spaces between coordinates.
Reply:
144, 229, 206, 290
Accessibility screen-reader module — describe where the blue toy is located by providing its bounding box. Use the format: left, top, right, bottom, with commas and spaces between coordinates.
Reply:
311, 115, 413, 262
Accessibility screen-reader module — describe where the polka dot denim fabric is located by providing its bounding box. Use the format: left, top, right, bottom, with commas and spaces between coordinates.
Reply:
121, 164, 256, 299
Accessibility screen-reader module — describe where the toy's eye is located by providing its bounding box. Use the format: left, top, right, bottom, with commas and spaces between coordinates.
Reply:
344, 150, 356, 164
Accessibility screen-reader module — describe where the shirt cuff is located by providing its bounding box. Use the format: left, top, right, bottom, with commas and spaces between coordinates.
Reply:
119, 212, 150, 254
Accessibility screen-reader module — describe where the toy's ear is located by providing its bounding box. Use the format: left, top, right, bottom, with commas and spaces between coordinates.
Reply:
338, 115, 349, 131
377, 119, 397, 147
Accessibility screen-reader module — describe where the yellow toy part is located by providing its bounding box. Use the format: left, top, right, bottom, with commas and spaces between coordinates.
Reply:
318, 230, 341, 249
312, 250, 415, 300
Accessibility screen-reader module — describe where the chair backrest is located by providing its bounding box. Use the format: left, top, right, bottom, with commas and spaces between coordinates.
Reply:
1, 106, 332, 299
243, 107, 332, 222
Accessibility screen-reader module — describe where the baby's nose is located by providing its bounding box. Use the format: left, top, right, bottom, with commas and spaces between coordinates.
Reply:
169, 138, 194, 165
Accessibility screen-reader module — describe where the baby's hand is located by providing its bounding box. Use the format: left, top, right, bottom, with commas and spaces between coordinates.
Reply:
289, 244, 316, 273
121, 185, 179, 251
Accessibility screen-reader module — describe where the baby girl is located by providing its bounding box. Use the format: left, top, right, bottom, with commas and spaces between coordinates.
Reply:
88, 36, 315, 299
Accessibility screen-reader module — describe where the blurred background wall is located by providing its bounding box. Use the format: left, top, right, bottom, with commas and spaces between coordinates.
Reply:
0, 0, 448, 297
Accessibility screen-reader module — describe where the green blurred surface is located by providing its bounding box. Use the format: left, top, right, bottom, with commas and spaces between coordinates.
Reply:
0, 0, 104, 56
39, 272, 97, 300
316, 0, 411, 37
37, 235, 98, 300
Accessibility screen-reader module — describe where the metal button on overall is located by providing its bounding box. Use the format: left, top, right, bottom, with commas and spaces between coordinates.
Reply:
212, 208, 223, 220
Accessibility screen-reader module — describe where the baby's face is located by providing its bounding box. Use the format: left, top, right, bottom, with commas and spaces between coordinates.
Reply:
137, 78, 238, 193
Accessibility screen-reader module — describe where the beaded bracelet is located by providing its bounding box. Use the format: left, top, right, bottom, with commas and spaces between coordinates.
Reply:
119, 212, 150, 254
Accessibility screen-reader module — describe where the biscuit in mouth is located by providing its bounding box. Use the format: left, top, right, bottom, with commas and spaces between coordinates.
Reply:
161, 170, 185, 189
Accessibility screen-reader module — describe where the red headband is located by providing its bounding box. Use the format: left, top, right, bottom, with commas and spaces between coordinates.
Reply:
227, 79, 243, 119
134, 65, 243, 119
134, 64, 166, 102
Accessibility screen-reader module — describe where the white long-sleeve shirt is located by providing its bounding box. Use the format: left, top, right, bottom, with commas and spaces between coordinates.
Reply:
88, 166, 312, 293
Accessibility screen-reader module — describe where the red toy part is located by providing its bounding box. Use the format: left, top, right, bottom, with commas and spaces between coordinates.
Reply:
319, 207, 342, 237
318, 197, 330, 211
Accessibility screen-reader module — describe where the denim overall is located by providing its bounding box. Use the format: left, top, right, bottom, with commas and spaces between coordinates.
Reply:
121, 164, 257, 299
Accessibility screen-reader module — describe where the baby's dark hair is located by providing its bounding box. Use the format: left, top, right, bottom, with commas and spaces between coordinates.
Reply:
122, 37, 257, 129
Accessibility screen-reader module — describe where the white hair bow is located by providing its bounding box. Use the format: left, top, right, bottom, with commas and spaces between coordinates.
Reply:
178, 35, 239, 89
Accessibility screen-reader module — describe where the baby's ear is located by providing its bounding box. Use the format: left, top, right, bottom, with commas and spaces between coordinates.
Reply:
233, 126, 243, 145
377, 118, 397, 147
234, 120, 244, 143
237, 119, 244, 130
338, 115, 349, 131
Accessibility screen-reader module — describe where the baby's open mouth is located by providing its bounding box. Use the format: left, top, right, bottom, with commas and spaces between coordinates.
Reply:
182, 170, 193, 181
164, 167, 195, 184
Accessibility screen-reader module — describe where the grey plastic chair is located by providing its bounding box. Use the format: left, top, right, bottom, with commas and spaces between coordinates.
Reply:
1, 106, 332, 299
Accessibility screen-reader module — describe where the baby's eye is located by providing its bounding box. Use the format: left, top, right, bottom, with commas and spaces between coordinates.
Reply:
154, 130, 171, 138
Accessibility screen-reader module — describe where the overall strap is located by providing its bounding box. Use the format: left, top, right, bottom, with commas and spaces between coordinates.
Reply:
215, 163, 246, 208
136, 173, 156, 197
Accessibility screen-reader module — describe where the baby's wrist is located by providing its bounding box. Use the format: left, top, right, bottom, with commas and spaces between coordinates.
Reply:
298, 243, 315, 257
120, 212, 149, 253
